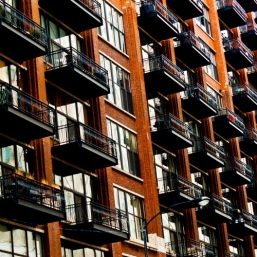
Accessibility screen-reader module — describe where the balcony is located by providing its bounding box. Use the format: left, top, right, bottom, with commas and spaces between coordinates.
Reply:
38, 0, 102, 32
175, 31, 211, 69
52, 122, 118, 170
0, 173, 65, 224
0, 82, 55, 143
219, 157, 253, 187
64, 201, 129, 245
212, 108, 245, 139
216, 0, 247, 28
196, 194, 234, 225
181, 83, 219, 119
158, 174, 205, 206
228, 209, 257, 237
247, 63, 257, 86
246, 180, 257, 200
150, 113, 193, 152
137, 0, 179, 41
0, 0, 47, 62
240, 22, 257, 50
223, 38, 254, 70
232, 83, 257, 112
143, 55, 187, 98
166, 0, 203, 20
239, 128, 257, 156
188, 137, 226, 170
237, 0, 257, 12
45, 47, 109, 101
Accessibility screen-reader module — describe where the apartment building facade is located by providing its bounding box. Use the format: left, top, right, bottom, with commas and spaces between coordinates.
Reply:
0, 0, 257, 256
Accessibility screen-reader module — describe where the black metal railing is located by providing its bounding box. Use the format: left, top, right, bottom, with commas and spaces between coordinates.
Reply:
0, 82, 55, 128
45, 47, 109, 87
211, 194, 234, 217
239, 209, 257, 229
66, 201, 129, 233
150, 113, 193, 140
55, 122, 117, 159
240, 21, 257, 34
247, 62, 257, 74
191, 0, 204, 9
222, 156, 253, 180
232, 82, 257, 102
175, 31, 211, 59
142, 55, 186, 84
158, 174, 205, 198
137, 0, 178, 26
225, 252, 243, 257
0, 0, 47, 46
188, 136, 226, 161
218, 108, 245, 131
183, 83, 218, 110
0, 173, 65, 211
75, 0, 102, 17
216, 0, 246, 19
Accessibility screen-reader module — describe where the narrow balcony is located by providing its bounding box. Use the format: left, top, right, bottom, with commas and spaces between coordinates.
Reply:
216, 0, 247, 28
137, 0, 179, 41
240, 21, 257, 50
223, 38, 254, 70
150, 113, 193, 152
45, 47, 109, 101
143, 55, 187, 99
237, 0, 257, 12
219, 157, 253, 187
239, 128, 257, 156
212, 108, 245, 139
188, 137, 226, 171
196, 194, 234, 225
64, 201, 129, 245
0, 0, 47, 62
228, 209, 257, 237
158, 174, 205, 206
175, 31, 211, 69
247, 63, 257, 86
181, 83, 219, 119
246, 180, 257, 200
52, 122, 118, 170
232, 82, 257, 112
166, 0, 203, 20
0, 173, 66, 224
0, 82, 55, 143
38, 0, 102, 32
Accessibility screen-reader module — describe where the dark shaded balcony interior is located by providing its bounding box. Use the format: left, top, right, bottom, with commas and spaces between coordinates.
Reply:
212, 108, 245, 139
150, 113, 193, 152
246, 181, 257, 200
237, 0, 257, 12
240, 22, 257, 50
52, 122, 118, 170
158, 174, 205, 206
0, 0, 47, 62
188, 137, 226, 171
181, 83, 218, 119
228, 209, 257, 237
239, 128, 257, 156
216, 0, 247, 28
137, 0, 179, 41
38, 0, 102, 32
143, 55, 186, 98
64, 201, 129, 245
174, 31, 211, 69
166, 0, 203, 20
45, 47, 109, 101
0, 82, 55, 143
219, 157, 253, 187
0, 173, 66, 224
196, 194, 234, 225
222, 38, 254, 70
232, 83, 257, 112
247, 63, 257, 87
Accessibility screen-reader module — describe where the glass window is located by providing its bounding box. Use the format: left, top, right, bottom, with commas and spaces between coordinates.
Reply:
61, 244, 106, 257
196, 5, 212, 36
98, 0, 126, 52
107, 119, 140, 176
100, 54, 133, 113
204, 51, 218, 81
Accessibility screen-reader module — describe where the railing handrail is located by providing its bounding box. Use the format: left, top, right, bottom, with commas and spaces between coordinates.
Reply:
232, 82, 257, 102
75, 0, 102, 17
219, 107, 245, 130
241, 209, 257, 228
247, 127, 257, 140
0, 82, 55, 127
211, 193, 234, 216
240, 21, 257, 34
247, 62, 257, 74
0, 0, 47, 46
216, 0, 246, 18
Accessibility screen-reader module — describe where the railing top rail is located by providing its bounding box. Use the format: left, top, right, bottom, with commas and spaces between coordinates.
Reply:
216, 0, 246, 15
219, 107, 245, 129
77, 0, 102, 17
232, 82, 257, 100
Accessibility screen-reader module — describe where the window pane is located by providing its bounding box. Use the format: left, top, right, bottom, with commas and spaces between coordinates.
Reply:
73, 173, 84, 194
27, 231, 36, 257
0, 224, 12, 252
13, 228, 26, 255
16, 145, 25, 172
2, 146, 15, 167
